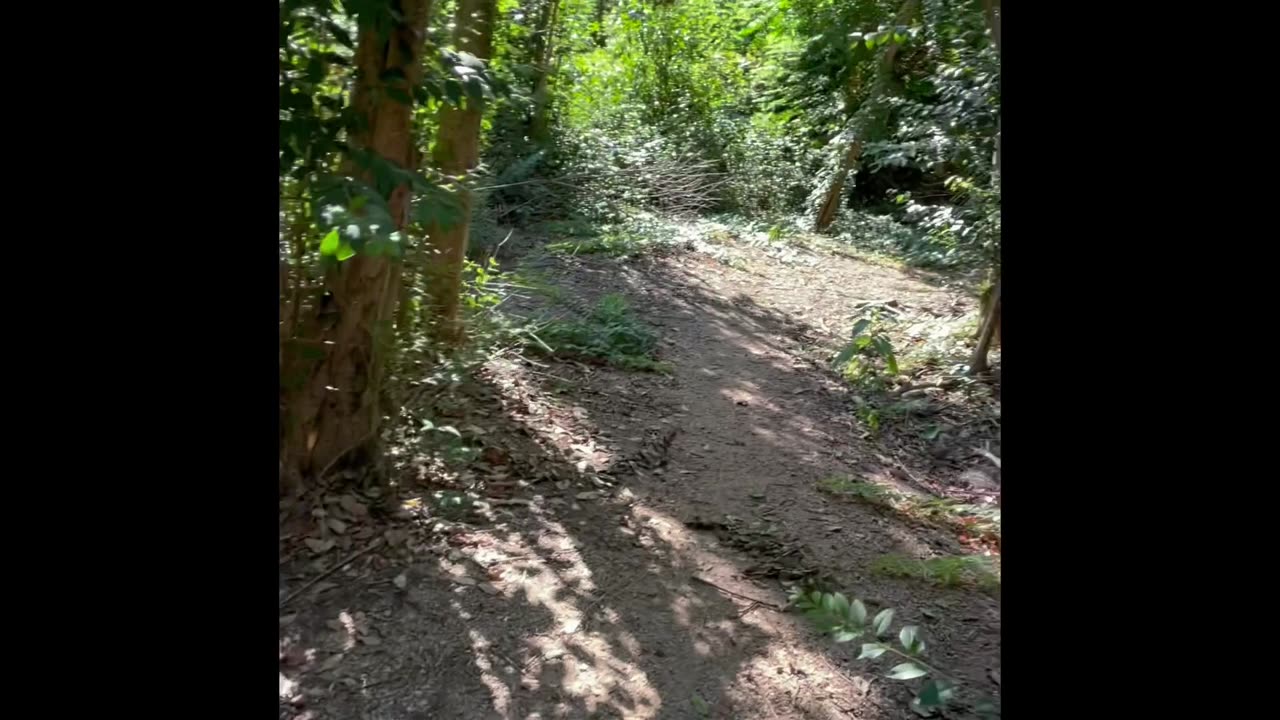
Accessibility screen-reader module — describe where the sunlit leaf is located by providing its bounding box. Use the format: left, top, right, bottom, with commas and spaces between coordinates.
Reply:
888, 662, 929, 680
873, 608, 894, 637
320, 229, 340, 256
858, 643, 886, 659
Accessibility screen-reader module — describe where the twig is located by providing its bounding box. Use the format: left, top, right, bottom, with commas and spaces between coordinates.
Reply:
972, 443, 1001, 468
691, 576, 785, 612
279, 538, 384, 608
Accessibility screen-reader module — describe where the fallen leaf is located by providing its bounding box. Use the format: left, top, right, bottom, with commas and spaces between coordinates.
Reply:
479, 582, 501, 595
576, 491, 601, 501
361, 633, 382, 646
339, 495, 366, 517
305, 538, 335, 554
989, 669, 1000, 686
279, 613, 298, 626
328, 518, 348, 535
453, 576, 478, 586
319, 653, 344, 672
393, 573, 408, 590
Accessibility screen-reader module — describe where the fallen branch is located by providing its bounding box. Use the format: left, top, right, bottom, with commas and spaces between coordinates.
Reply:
279, 537, 384, 608
972, 445, 1002, 469
691, 575, 785, 612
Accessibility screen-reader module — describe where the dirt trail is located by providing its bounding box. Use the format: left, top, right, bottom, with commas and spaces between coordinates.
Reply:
279, 232, 1000, 720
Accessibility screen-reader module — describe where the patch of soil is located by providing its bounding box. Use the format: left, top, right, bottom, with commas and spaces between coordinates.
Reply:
279, 230, 1000, 719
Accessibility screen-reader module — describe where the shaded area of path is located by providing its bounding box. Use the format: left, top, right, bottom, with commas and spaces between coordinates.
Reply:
279, 236, 999, 720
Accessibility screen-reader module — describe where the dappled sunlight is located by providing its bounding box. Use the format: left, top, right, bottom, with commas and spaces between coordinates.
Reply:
465, 625, 513, 717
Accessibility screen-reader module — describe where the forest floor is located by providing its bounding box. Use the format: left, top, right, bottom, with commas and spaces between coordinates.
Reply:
279, 219, 1001, 720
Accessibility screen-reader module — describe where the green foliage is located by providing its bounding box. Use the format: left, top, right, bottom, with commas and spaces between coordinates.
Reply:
788, 587, 998, 718
833, 302, 901, 392
871, 553, 999, 589
818, 476, 895, 505
534, 294, 670, 371
818, 475, 1002, 550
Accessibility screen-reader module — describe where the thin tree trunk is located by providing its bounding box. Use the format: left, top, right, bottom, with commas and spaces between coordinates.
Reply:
421, 0, 496, 345
969, 0, 1001, 375
281, 0, 432, 488
593, 0, 608, 47
529, 0, 561, 146
812, 0, 919, 233
968, 276, 999, 374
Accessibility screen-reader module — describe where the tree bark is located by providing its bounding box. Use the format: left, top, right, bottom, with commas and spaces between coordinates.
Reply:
812, 0, 919, 233
968, 0, 1001, 375
421, 0, 496, 345
529, 0, 561, 146
281, 0, 432, 489
968, 276, 999, 374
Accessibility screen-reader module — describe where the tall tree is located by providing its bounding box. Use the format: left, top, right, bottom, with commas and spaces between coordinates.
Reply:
281, 0, 432, 488
812, 0, 919, 233
968, 0, 1000, 375
529, 0, 563, 146
420, 0, 498, 344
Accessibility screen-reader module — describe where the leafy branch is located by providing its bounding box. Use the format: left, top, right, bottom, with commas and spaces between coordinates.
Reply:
789, 588, 999, 718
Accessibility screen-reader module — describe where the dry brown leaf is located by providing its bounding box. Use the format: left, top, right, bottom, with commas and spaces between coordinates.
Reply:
319, 653, 344, 672
326, 619, 345, 632
305, 538, 335, 554
384, 529, 408, 546
393, 572, 408, 590
279, 613, 298, 626
361, 633, 382, 646
338, 495, 367, 517
328, 518, 348, 535
453, 576, 478, 586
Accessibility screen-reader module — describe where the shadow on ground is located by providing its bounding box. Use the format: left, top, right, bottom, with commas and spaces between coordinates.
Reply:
279, 245, 999, 720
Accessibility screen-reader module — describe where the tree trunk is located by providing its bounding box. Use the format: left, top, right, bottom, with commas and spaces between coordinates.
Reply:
812, 0, 919, 233
593, 0, 608, 48
968, 0, 1001, 376
280, 0, 432, 489
529, 0, 561, 146
968, 276, 1000, 374
421, 0, 496, 345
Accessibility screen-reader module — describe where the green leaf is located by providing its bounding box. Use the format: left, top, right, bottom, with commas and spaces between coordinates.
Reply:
386, 86, 412, 105
336, 241, 356, 261
319, 228, 340, 256
690, 693, 710, 717
865, 36, 876, 49
849, 318, 872, 339
858, 643, 886, 659
444, 78, 463, 105
888, 662, 929, 680
878, 33, 891, 46
831, 592, 851, 616
916, 679, 954, 707
917, 680, 942, 707
921, 425, 941, 441
894, 33, 907, 44
899, 626, 924, 655
873, 608, 894, 637
832, 344, 857, 369
849, 599, 867, 626
833, 630, 860, 643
